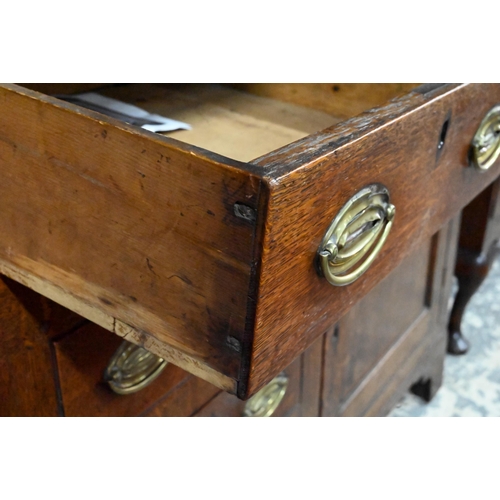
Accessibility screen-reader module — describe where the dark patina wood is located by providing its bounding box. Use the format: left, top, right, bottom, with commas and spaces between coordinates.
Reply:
193, 334, 323, 417
54, 321, 221, 417
0, 277, 82, 416
246, 84, 500, 397
321, 216, 460, 416
1, 83, 500, 402
0, 278, 56, 416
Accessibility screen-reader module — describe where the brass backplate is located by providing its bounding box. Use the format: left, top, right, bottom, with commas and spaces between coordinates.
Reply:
104, 340, 167, 395
317, 184, 395, 286
243, 373, 288, 417
471, 105, 500, 171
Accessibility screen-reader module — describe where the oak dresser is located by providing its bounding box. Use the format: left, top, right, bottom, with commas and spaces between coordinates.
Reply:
1, 83, 499, 416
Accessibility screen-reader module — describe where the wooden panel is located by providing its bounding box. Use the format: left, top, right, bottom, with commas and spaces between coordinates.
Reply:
55, 322, 199, 416
246, 83, 500, 397
0, 277, 59, 416
0, 84, 265, 392
230, 84, 420, 119
193, 334, 323, 417
341, 310, 431, 417
142, 375, 221, 417
98, 84, 341, 162
0, 277, 85, 341
193, 356, 301, 417
299, 332, 324, 417
334, 240, 430, 404
321, 216, 460, 416
2, 83, 495, 400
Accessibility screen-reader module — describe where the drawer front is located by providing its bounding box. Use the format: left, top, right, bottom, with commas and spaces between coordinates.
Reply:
54, 322, 220, 417
1, 83, 500, 401
54, 321, 323, 417
321, 215, 460, 416
194, 367, 298, 417
194, 334, 322, 417
333, 238, 431, 404
247, 83, 500, 396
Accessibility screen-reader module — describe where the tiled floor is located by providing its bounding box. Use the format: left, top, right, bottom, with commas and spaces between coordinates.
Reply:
389, 255, 500, 417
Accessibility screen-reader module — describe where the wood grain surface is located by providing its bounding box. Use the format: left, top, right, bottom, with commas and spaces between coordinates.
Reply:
0, 84, 264, 393
99, 84, 342, 162
246, 83, 500, 397
230, 84, 420, 119
330, 238, 431, 405
0, 278, 58, 416
3, 83, 500, 401
321, 215, 460, 416
194, 333, 323, 417
54, 321, 222, 416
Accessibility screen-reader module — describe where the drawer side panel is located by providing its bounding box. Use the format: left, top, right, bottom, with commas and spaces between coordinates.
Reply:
0, 84, 263, 391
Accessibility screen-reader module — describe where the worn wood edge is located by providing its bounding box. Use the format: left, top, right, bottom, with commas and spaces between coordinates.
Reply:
2, 83, 263, 178
240, 87, 466, 396
236, 180, 270, 399
228, 84, 420, 121
0, 257, 237, 394
1, 83, 265, 393
251, 83, 464, 178
114, 321, 236, 393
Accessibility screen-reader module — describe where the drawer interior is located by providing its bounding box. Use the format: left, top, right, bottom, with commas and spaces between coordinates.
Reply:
20, 83, 419, 162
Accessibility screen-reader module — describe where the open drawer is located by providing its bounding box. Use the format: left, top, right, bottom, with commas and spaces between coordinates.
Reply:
1, 83, 500, 399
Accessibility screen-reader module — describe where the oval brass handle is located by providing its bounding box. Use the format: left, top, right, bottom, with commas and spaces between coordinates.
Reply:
317, 184, 395, 287
104, 340, 168, 395
243, 373, 288, 417
471, 105, 500, 171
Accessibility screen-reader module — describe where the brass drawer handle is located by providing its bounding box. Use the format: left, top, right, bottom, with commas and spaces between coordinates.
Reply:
104, 340, 167, 395
243, 373, 288, 417
471, 105, 500, 171
317, 184, 395, 286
